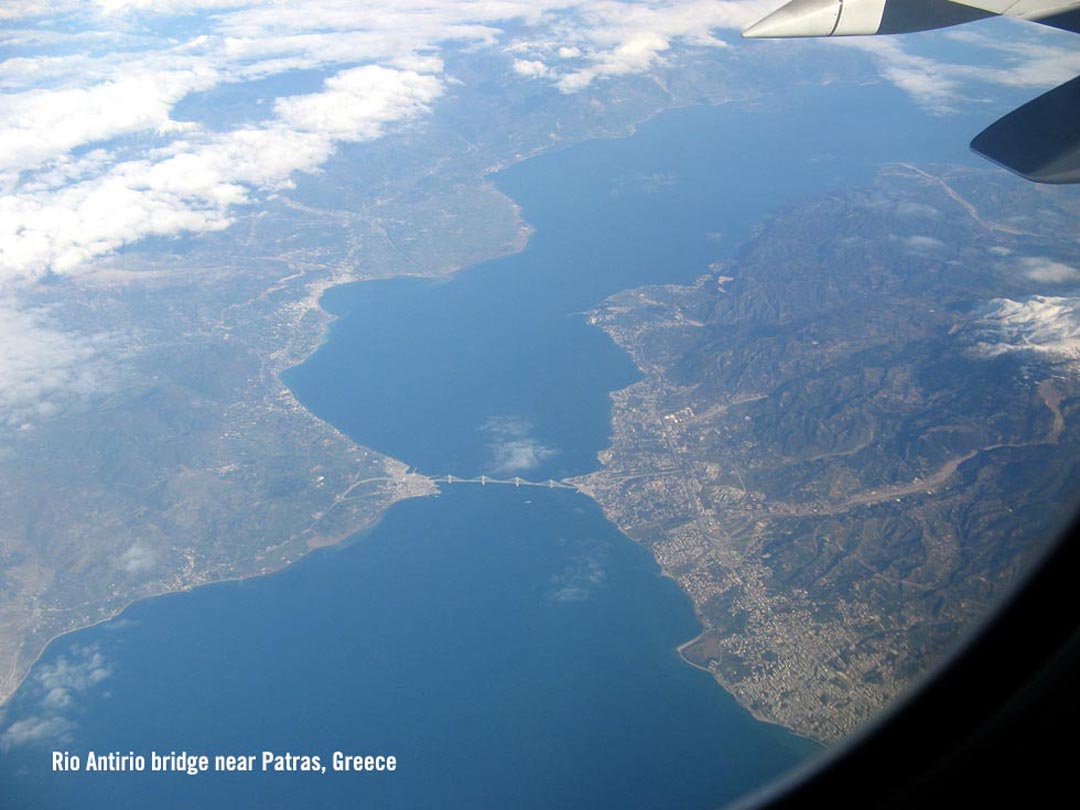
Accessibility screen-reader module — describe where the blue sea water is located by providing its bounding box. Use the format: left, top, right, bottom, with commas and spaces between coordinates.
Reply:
283, 83, 986, 479
0, 82, 992, 809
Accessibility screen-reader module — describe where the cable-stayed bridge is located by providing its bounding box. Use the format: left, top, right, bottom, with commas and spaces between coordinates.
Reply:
333, 472, 583, 505
428, 473, 578, 491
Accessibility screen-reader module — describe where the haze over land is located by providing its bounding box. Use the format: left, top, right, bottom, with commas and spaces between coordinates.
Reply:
1, 0, 1079, 759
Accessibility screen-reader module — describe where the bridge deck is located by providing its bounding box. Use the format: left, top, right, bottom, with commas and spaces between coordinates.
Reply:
430, 474, 578, 491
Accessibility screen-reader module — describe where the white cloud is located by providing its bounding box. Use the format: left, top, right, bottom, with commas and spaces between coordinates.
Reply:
0, 1, 765, 279
837, 37, 965, 114
491, 438, 559, 473
943, 27, 1080, 89
34, 645, 111, 699
0, 1, 76, 21
481, 415, 559, 475
837, 19, 1080, 113
557, 31, 671, 91
2, 0, 1074, 282
898, 234, 946, 253
120, 542, 158, 574
275, 65, 442, 139
1, 64, 443, 278
0, 71, 217, 181
538, 0, 758, 92
0, 644, 111, 750
95, 0, 255, 12
0, 300, 116, 427
512, 58, 550, 78
0, 715, 76, 749
895, 201, 939, 219
1019, 256, 1080, 284
548, 548, 607, 603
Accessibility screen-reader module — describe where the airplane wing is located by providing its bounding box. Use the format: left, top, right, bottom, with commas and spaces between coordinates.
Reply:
970, 74, 1080, 184
743, 0, 1080, 184
952, 0, 1080, 32
742, 0, 1080, 38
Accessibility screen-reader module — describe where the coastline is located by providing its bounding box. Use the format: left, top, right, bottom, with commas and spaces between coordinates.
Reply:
2, 92, 793, 754
0, 451, 432, 713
